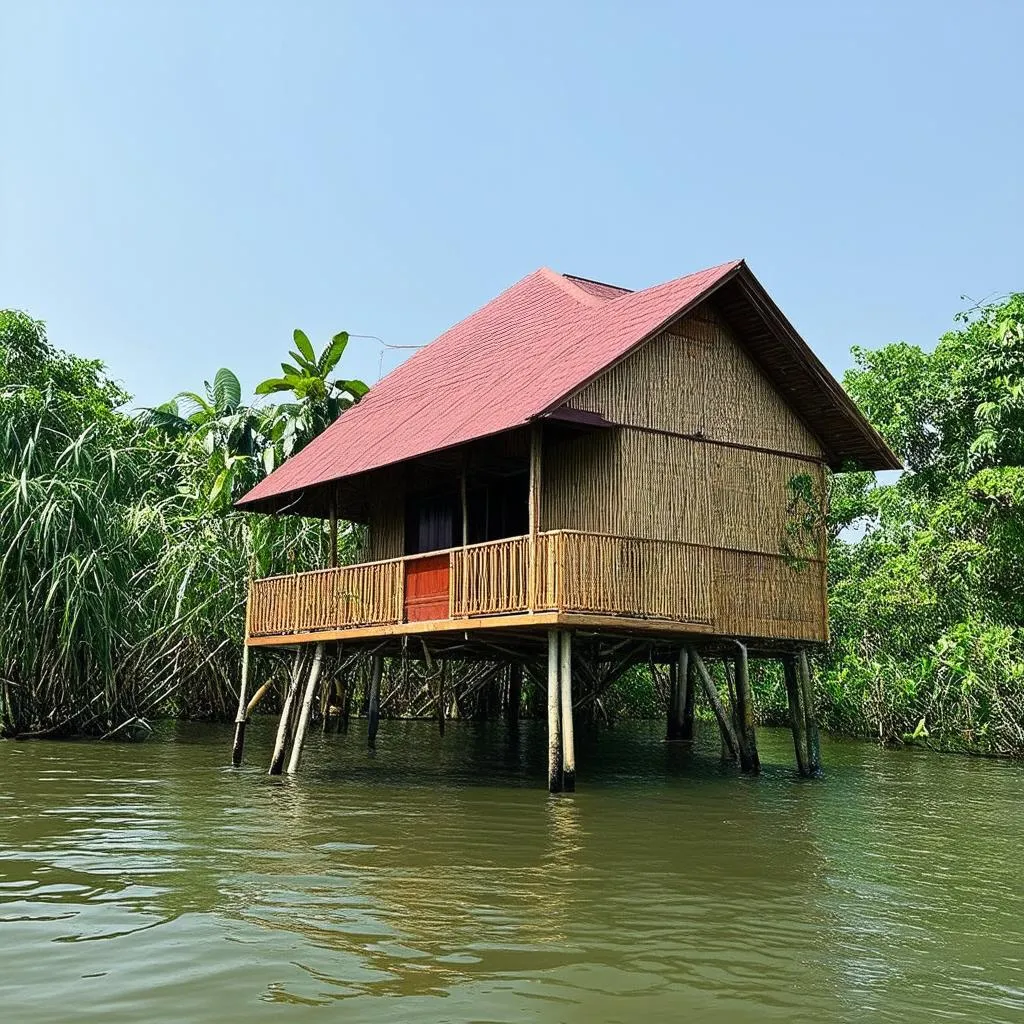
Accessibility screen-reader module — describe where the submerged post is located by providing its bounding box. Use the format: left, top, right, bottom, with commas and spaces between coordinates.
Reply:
506, 663, 522, 730
689, 648, 740, 762
732, 641, 760, 774
666, 658, 679, 741
269, 649, 305, 775
559, 631, 575, 792
798, 650, 822, 774
286, 643, 326, 774
547, 630, 562, 793
668, 648, 688, 741
367, 654, 382, 748
437, 660, 446, 737
231, 643, 251, 767
681, 649, 696, 742
782, 655, 809, 776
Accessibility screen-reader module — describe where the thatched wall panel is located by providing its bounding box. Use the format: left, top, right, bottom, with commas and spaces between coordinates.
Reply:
366, 472, 404, 561
711, 549, 826, 643
542, 429, 825, 557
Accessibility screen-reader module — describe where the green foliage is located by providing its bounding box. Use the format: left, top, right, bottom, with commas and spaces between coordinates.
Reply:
823, 293, 1024, 753
256, 328, 369, 444
781, 471, 826, 568
0, 310, 363, 738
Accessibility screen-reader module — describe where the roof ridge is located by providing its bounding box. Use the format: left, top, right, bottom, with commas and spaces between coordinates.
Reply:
536, 267, 607, 308
561, 272, 633, 293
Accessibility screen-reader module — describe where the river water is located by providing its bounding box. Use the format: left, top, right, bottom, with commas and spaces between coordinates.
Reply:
1, 718, 1022, 1023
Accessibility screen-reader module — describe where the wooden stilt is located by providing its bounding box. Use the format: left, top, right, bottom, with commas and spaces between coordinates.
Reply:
437, 660, 446, 737
341, 679, 352, 733
798, 650, 822, 774
732, 642, 760, 774
231, 643, 251, 767
367, 654, 382, 748
669, 649, 688, 740
245, 680, 272, 718
559, 631, 575, 792
666, 659, 679, 740
689, 648, 740, 763
286, 643, 325, 774
681, 653, 696, 742
547, 630, 562, 793
722, 657, 751, 767
782, 655, 809, 776
506, 663, 522, 731
269, 649, 304, 775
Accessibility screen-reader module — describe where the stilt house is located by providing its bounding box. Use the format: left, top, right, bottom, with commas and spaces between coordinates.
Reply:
234, 260, 898, 787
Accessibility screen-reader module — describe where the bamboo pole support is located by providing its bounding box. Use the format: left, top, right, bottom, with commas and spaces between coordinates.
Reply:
559, 631, 575, 792
341, 678, 352, 733
269, 649, 305, 775
506, 662, 522, 730
245, 680, 272, 718
231, 643, 251, 767
689, 648, 740, 762
798, 649, 822, 774
367, 654, 382, 748
527, 424, 541, 612
666, 658, 678, 740
668, 649, 688, 741
672, 647, 689, 741
732, 641, 760, 774
782, 655, 809, 776
681, 652, 696, 741
547, 630, 562, 793
329, 498, 338, 569
286, 642, 326, 775
437, 660, 446, 737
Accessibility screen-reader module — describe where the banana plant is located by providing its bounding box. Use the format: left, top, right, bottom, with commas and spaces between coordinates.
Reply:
255, 330, 368, 449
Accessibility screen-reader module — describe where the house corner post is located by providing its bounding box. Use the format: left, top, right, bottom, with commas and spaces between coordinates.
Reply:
286, 642, 326, 774
547, 630, 562, 793
733, 641, 760, 775
798, 649, 821, 775
559, 631, 576, 792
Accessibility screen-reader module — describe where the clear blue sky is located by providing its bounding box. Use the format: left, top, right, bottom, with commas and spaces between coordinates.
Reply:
2, 1, 1021, 408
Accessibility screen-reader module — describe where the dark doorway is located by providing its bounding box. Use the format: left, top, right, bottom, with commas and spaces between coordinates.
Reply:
466, 471, 529, 544
404, 470, 529, 556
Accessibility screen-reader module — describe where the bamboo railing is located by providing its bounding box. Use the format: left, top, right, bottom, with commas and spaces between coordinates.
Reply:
534, 531, 714, 623
247, 530, 823, 639
248, 558, 404, 637
449, 536, 530, 617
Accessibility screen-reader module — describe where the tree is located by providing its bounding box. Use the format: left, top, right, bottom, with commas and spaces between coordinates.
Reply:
821, 293, 1024, 752
256, 329, 368, 458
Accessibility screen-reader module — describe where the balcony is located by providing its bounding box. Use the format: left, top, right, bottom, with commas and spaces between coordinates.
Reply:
246, 530, 719, 642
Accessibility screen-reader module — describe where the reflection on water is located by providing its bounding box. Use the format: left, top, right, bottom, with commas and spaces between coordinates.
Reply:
1, 718, 1023, 1022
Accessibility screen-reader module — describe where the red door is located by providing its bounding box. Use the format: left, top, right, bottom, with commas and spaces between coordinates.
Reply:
404, 554, 450, 622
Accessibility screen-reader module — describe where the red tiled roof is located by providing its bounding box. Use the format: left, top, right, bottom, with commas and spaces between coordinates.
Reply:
237, 261, 741, 511
237, 260, 899, 514
561, 275, 633, 301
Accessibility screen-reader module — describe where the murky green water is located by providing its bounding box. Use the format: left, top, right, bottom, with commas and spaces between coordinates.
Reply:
1, 718, 1023, 1022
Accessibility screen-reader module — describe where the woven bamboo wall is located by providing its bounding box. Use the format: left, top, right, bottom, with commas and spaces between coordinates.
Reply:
542, 428, 825, 557
565, 307, 824, 458
542, 299, 830, 643
711, 548, 825, 642
365, 471, 404, 561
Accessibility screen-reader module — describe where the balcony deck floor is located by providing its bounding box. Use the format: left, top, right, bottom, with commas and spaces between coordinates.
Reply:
246, 609, 712, 648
